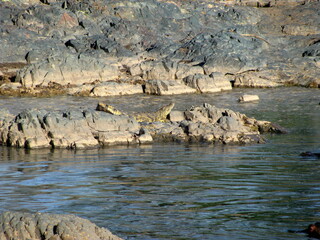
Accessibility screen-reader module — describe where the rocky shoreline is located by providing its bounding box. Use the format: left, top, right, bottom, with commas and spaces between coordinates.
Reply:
0, 102, 286, 149
0, 0, 319, 98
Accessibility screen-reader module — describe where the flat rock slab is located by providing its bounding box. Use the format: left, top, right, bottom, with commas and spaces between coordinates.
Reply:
238, 94, 260, 102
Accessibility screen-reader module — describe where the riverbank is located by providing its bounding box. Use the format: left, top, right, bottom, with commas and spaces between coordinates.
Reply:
0, 0, 319, 98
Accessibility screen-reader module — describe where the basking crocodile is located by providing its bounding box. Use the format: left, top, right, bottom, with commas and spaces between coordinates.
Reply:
96, 102, 175, 123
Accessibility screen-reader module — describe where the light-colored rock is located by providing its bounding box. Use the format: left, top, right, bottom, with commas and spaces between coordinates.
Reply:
183, 73, 232, 93
96, 131, 135, 145
233, 70, 282, 88
169, 110, 186, 122
0, 211, 123, 240
0, 109, 150, 149
144, 79, 197, 95
175, 64, 204, 80
217, 0, 314, 7
16, 55, 120, 88
282, 24, 320, 36
137, 128, 154, 143
238, 94, 260, 102
67, 84, 94, 95
90, 82, 143, 96
0, 82, 22, 90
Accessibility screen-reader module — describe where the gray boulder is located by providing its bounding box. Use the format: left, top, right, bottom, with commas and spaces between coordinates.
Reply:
0, 108, 151, 149
0, 211, 123, 240
0, 102, 286, 149
147, 103, 286, 144
183, 73, 232, 93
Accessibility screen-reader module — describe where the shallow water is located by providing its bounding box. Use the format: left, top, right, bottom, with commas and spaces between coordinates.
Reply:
0, 87, 319, 239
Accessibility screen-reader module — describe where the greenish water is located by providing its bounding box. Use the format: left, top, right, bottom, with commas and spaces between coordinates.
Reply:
0, 87, 319, 239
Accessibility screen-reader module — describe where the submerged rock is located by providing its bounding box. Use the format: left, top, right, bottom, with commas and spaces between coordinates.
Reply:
0, 211, 123, 240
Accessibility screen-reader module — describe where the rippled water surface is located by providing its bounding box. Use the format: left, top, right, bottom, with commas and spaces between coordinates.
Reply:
0, 87, 319, 239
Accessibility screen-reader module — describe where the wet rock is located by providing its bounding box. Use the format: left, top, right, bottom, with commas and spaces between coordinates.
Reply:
0, 211, 123, 240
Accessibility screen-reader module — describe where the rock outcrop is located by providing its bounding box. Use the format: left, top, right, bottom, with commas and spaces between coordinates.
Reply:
0, 108, 152, 149
0, 103, 285, 149
0, 211, 123, 240
0, 0, 319, 97
146, 103, 286, 144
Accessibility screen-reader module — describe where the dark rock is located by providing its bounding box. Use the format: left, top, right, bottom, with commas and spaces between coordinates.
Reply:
300, 151, 320, 158
289, 222, 320, 239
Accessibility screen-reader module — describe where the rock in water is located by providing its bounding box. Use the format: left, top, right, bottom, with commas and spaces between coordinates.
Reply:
0, 108, 152, 149
0, 103, 286, 149
0, 211, 123, 240
238, 94, 260, 102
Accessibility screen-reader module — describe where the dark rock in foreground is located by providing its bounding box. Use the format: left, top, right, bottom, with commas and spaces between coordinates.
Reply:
0, 211, 123, 240
300, 151, 320, 158
0, 103, 286, 149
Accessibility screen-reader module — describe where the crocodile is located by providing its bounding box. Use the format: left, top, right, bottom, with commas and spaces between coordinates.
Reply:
96, 102, 175, 123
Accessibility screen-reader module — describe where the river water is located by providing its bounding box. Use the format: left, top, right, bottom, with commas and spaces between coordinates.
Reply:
0, 87, 319, 239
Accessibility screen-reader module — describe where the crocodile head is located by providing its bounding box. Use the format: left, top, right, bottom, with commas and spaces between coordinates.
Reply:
104, 104, 123, 115
96, 102, 123, 115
